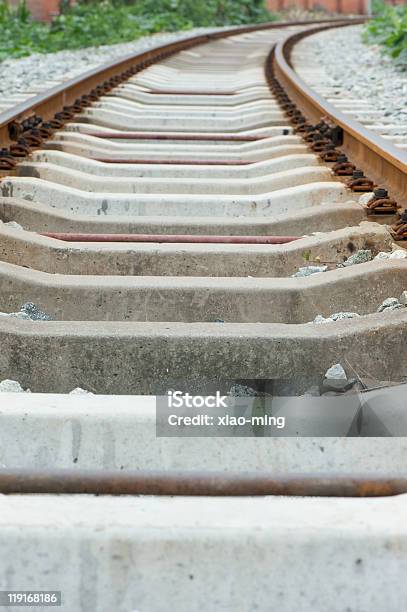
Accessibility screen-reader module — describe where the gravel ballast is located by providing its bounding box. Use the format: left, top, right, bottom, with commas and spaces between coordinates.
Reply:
0, 28, 222, 111
292, 24, 407, 140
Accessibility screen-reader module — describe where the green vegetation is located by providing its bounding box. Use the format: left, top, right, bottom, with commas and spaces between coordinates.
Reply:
0, 1, 46, 59
363, 1, 407, 69
0, 0, 275, 61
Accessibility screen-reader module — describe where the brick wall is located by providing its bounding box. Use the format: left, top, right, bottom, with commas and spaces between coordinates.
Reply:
8, 0, 407, 21
8, 0, 62, 21
267, 0, 367, 12
267, 0, 405, 13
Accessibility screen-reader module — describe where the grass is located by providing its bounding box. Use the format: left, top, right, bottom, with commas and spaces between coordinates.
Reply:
0, 0, 276, 61
363, 0, 407, 69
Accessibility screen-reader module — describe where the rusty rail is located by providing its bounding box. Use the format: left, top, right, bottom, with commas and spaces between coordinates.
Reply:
84, 132, 265, 141
40, 232, 300, 244
272, 21, 407, 205
93, 157, 255, 165
0, 469, 406, 497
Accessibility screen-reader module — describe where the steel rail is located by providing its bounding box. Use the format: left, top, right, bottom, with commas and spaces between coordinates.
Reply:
273, 21, 407, 205
0, 469, 406, 497
0, 18, 361, 148
40, 232, 300, 244
83, 132, 265, 141
93, 157, 255, 165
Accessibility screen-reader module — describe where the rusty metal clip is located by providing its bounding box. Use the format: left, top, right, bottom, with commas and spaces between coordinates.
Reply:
390, 211, 407, 240
365, 188, 398, 215
101, 81, 113, 93
290, 113, 305, 125
293, 120, 311, 134
319, 144, 340, 162
23, 129, 43, 147
87, 90, 99, 102
60, 106, 75, 120
0, 148, 17, 170
303, 128, 320, 143
286, 106, 299, 117
50, 114, 65, 129
332, 154, 355, 176
37, 123, 54, 139
310, 136, 332, 152
80, 95, 93, 107
70, 99, 84, 113
10, 138, 32, 157
347, 169, 375, 192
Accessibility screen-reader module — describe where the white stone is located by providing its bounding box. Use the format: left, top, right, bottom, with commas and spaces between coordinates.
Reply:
342, 249, 372, 267
325, 363, 347, 380
69, 387, 94, 395
0, 311, 31, 320
0, 379, 27, 393
291, 265, 328, 278
359, 192, 375, 206
0, 304, 52, 321
377, 297, 404, 312
313, 312, 360, 324
374, 251, 391, 260
313, 314, 328, 324
4, 221, 24, 230
389, 249, 407, 259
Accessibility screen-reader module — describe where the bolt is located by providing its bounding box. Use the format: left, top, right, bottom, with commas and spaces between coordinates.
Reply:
352, 169, 364, 179
336, 154, 348, 162
374, 188, 388, 199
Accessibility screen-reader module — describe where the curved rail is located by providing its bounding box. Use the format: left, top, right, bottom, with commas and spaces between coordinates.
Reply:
0, 18, 361, 147
273, 22, 407, 204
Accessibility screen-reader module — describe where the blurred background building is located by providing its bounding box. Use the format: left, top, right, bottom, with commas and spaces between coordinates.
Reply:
7, 0, 405, 22
267, 0, 403, 12
7, 0, 72, 21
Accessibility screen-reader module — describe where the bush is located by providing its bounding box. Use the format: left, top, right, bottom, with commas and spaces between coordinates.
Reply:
363, 1, 407, 69
0, 0, 276, 60
48, 2, 145, 50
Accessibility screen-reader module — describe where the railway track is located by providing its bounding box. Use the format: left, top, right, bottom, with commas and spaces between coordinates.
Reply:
0, 18, 406, 611
291, 26, 407, 151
